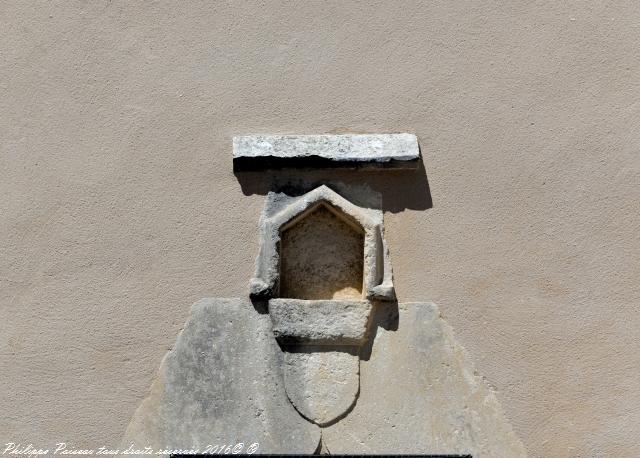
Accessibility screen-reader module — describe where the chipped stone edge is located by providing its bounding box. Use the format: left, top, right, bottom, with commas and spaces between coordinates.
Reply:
402, 301, 529, 456
119, 300, 201, 457
233, 134, 419, 171
121, 298, 322, 456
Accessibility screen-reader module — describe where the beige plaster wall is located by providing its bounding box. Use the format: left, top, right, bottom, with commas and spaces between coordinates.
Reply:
1, 1, 639, 456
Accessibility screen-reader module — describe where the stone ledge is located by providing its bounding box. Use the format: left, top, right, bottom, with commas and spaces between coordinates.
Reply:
233, 134, 419, 171
269, 298, 372, 345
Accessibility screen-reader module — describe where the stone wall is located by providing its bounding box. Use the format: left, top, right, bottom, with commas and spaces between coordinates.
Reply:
1, 1, 639, 456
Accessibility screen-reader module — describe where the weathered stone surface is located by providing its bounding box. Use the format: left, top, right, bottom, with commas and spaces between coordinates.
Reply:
323, 302, 527, 456
122, 299, 524, 455
233, 134, 419, 171
251, 185, 395, 301
270, 299, 372, 345
121, 298, 320, 456
280, 204, 365, 300
283, 350, 360, 426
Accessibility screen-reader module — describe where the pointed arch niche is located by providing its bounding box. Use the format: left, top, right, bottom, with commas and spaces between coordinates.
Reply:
250, 185, 395, 302
280, 201, 364, 300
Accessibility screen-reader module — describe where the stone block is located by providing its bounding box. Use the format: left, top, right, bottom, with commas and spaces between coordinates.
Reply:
322, 302, 527, 456
269, 298, 372, 345
233, 134, 419, 171
122, 299, 525, 456
121, 298, 320, 456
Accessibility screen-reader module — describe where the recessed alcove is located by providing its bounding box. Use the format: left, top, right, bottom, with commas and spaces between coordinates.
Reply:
279, 202, 364, 300
250, 185, 394, 301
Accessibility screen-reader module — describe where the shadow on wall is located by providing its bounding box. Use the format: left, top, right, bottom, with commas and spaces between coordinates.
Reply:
233, 152, 432, 214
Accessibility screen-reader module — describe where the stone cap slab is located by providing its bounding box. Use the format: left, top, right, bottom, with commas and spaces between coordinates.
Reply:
269, 298, 373, 346
233, 134, 419, 171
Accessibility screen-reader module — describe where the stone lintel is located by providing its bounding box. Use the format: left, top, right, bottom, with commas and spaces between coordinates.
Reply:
233, 134, 419, 171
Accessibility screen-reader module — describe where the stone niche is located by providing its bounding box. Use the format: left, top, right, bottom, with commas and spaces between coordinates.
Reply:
250, 184, 395, 302
279, 202, 364, 300
251, 184, 395, 425
121, 134, 527, 457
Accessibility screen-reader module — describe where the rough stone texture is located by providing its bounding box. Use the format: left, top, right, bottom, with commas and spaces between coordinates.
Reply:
251, 185, 395, 301
121, 298, 320, 456
280, 203, 364, 300
2, 2, 640, 456
283, 350, 360, 426
233, 134, 420, 170
124, 298, 523, 453
323, 302, 527, 457
269, 299, 372, 345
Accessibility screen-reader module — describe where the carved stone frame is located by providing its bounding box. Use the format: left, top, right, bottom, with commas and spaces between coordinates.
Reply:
250, 185, 395, 301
